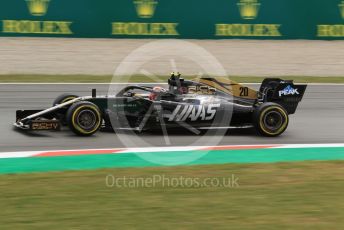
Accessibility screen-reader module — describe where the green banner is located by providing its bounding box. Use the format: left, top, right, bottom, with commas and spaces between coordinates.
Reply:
0, 0, 344, 39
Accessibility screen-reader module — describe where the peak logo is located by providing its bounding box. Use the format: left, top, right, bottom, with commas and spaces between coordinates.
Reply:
25, 0, 50, 16
134, 0, 158, 18
279, 85, 299, 97
237, 0, 260, 20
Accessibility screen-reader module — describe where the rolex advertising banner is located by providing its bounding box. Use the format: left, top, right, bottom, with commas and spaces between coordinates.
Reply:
1, 0, 344, 39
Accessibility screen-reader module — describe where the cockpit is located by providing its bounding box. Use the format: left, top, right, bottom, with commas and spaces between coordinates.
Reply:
116, 72, 218, 101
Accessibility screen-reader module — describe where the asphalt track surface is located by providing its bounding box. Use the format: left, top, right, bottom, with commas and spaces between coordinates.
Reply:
0, 84, 343, 152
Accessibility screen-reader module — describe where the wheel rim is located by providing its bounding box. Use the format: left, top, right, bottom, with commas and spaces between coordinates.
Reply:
263, 110, 283, 131
76, 109, 97, 130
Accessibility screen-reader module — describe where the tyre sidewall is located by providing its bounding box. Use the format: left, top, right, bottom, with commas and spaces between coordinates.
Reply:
53, 93, 79, 106
67, 101, 102, 136
53, 94, 79, 125
253, 102, 289, 137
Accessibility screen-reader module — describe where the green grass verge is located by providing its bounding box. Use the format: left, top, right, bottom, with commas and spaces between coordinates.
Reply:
0, 74, 344, 83
1, 161, 344, 229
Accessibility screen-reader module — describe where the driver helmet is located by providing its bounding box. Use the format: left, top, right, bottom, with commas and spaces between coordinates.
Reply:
149, 86, 166, 100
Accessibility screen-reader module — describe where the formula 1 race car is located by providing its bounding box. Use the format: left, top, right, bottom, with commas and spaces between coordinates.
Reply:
14, 73, 307, 137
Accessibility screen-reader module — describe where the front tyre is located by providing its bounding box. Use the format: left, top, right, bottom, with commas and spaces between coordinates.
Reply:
53, 93, 79, 107
53, 94, 79, 125
66, 101, 102, 136
253, 102, 289, 137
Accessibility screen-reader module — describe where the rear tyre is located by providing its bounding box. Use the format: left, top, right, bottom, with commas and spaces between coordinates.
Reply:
66, 101, 102, 136
253, 102, 289, 137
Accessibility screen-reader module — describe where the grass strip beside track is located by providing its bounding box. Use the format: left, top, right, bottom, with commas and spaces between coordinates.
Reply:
1, 74, 344, 83
1, 147, 344, 174
0, 161, 344, 229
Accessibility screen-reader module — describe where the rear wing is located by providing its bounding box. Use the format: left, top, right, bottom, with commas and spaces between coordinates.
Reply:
259, 78, 307, 114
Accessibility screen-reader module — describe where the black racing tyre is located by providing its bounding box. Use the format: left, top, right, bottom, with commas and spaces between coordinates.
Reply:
253, 102, 289, 137
53, 93, 79, 107
53, 94, 79, 125
66, 101, 102, 136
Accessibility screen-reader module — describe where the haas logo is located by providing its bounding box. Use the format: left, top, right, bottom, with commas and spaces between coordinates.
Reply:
168, 104, 220, 122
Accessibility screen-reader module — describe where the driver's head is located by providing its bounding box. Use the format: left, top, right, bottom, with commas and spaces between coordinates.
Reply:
170, 72, 181, 79
149, 86, 166, 100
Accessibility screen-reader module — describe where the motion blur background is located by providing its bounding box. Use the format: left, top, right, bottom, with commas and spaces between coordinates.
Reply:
1, 0, 344, 76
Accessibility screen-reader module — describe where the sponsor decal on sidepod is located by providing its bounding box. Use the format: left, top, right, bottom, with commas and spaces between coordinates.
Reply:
168, 104, 220, 122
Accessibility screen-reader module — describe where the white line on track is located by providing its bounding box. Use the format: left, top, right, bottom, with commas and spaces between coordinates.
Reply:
1, 144, 344, 159
272, 143, 344, 148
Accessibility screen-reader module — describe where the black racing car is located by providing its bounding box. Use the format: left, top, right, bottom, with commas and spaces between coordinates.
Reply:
14, 73, 306, 137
